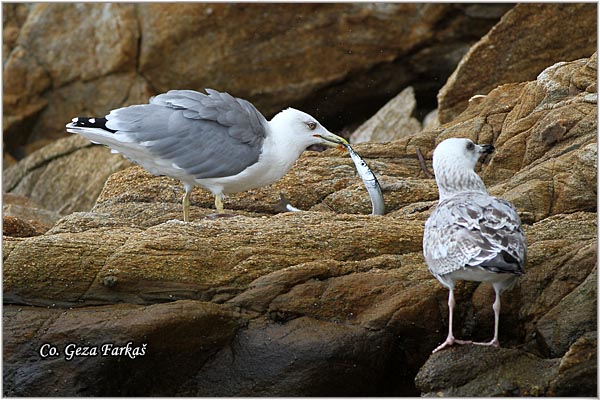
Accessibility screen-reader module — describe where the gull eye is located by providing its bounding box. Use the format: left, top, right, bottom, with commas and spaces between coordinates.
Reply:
306, 121, 317, 130
466, 142, 475, 151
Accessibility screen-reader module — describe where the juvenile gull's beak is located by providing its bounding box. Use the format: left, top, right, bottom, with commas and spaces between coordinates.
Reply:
314, 132, 349, 147
479, 144, 495, 154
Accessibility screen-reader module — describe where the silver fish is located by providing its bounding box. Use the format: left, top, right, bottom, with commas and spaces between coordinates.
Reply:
276, 140, 385, 216
344, 143, 385, 215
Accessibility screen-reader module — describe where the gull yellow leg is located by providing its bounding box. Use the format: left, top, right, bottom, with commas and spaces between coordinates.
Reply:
214, 194, 224, 214
182, 189, 191, 222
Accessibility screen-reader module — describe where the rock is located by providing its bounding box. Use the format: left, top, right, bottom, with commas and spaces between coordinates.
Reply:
518, 212, 597, 342
534, 268, 597, 358
319, 178, 439, 216
2, 192, 39, 209
3, 45, 50, 148
438, 3, 597, 123
4, 135, 132, 214
2, 204, 60, 232
3, 193, 63, 234
3, 4, 140, 150
421, 109, 440, 131
416, 332, 598, 397
3, 149, 17, 169
3, 3, 510, 158
428, 54, 597, 223
411, 56, 595, 397
471, 212, 596, 348
548, 332, 597, 396
416, 211, 596, 396
496, 142, 597, 223
184, 316, 403, 396
415, 346, 560, 396
3, 208, 595, 395
3, 301, 246, 396
2, 4, 30, 60
3, 211, 424, 307
78, 52, 597, 222
350, 86, 422, 144
28, 72, 153, 146
137, 3, 508, 125
2, 216, 41, 237
17, 4, 138, 88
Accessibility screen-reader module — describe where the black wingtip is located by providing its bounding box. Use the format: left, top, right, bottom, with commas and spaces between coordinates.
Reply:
474, 250, 525, 275
70, 117, 117, 133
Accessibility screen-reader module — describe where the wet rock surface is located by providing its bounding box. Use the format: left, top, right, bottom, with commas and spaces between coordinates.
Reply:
2, 6, 597, 397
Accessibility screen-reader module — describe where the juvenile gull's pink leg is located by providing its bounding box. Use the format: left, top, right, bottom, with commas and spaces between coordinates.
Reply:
433, 288, 472, 353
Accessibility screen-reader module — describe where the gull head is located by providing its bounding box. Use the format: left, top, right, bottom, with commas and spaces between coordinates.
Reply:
269, 108, 347, 150
433, 138, 494, 172
432, 137, 494, 200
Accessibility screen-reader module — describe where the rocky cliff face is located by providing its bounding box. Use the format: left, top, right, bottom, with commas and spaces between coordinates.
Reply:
3, 4, 597, 397
437, 3, 598, 124
3, 3, 510, 164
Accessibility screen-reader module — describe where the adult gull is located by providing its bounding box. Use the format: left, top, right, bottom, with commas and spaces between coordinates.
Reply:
423, 138, 527, 353
66, 89, 346, 221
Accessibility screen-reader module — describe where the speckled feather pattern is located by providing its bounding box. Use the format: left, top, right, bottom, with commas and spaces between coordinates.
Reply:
423, 138, 527, 290
423, 191, 526, 284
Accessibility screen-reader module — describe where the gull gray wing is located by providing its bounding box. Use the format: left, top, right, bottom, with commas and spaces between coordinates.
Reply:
104, 89, 268, 179
423, 192, 527, 278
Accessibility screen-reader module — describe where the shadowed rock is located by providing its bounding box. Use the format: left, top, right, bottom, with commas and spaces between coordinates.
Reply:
3, 301, 246, 396
415, 346, 560, 396
415, 331, 597, 396
350, 86, 422, 144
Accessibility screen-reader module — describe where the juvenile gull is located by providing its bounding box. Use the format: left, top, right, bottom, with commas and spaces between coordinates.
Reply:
423, 138, 527, 353
66, 89, 346, 221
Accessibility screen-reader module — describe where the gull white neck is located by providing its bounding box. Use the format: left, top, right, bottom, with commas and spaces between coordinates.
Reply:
435, 165, 488, 201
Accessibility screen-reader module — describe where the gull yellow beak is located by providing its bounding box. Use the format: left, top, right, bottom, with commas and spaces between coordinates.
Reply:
313, 132, 349, 147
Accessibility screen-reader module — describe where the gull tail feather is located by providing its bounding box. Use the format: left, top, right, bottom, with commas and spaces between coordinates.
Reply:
66, 117, 136, 148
